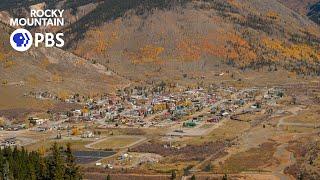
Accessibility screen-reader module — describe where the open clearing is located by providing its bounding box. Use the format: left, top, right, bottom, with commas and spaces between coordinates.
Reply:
25, 139, 93, 152
175, 120, 250, 146
87, 136, 146, 150
216, 142, 277, 174
284, 106, 320, 124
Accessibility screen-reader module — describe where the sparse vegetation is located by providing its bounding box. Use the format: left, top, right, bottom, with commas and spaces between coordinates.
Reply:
218, 142, 277, 173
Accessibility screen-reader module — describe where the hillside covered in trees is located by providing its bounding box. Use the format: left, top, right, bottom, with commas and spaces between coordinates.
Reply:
60, 0, 320, 78
0, 143, 82, 180
0, 0, 320, 80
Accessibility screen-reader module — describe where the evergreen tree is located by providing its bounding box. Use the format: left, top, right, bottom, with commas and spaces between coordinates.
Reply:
65, 143, 82, 180
3, 160, 10, 180
171, 170, 176, 180
222, 174, 228, 180
0, 143, 82, 180
47, 143, 66, 180
191, 175, 196, 180
106, 174, 111, 180
27, 161, 37, 180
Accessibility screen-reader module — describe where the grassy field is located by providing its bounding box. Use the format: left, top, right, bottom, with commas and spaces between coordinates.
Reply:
216, 142, 276, 173
91, 136, 142, 149
0, 86, 53, 110
199, 124, 214, 129
25, 139, 93, 152
176, 120, 250, 145
236, 112, 265, 122
95, 127, 166, 136
142, 159, 198, 174
285, 106, 320, 124
283, 126, 317, 133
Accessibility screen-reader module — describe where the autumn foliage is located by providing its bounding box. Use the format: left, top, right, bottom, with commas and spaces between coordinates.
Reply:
129, 45, 165, 64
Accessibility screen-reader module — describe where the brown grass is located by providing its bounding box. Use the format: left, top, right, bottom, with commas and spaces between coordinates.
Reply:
217, 142, 277, 173
92, 136, 142, 149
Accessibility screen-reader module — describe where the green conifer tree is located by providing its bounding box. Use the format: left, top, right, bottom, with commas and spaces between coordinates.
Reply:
65, 143, 82, 180
48, 142, 65, 180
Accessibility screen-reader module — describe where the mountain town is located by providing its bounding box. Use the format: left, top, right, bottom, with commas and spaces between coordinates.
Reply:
0, 0, 320, 180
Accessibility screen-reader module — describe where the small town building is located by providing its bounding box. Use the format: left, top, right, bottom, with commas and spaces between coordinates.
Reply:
29, 117, 48, 126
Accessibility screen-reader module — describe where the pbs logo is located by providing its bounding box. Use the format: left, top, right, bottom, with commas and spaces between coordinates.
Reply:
10, 29, 33, 52
10, 28, 65, 52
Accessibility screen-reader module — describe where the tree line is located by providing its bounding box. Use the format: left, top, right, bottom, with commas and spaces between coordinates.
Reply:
0, 143, 82, 180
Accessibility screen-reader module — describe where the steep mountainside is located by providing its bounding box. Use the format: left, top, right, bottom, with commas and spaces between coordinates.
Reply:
0, 22, 128, 97
0, 0, 319, 117
65, 0, 320, 79
0, 0, 99, 32
0, 0, 320, 85
277, 0, 318, 15
308, 1, 320, 24
277, 0, 320, 25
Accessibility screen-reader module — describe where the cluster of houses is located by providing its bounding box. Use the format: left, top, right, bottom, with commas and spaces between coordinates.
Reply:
0, 84, 286, 154
99, 88, 220, 128
10, 84, 285, 135
21, 85, 221, 130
